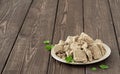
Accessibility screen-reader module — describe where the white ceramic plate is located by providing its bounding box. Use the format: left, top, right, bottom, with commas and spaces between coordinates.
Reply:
51, 43, 111, 65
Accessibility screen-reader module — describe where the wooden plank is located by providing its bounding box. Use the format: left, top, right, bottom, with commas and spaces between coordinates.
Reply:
84, 0, 120, 74
109, 0, 120, 50
0, 0, 32, 73
48, 0, 84, 74
2, 0, 58, 74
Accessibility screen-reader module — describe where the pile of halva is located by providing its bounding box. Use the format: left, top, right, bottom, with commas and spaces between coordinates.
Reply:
53, 32, 106, 63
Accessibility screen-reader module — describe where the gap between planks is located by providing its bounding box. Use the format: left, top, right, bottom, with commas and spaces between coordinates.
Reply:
46, 0, 60, 74
107, 0, 120, 55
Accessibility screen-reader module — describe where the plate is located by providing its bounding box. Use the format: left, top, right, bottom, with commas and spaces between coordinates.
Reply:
51, 43, 111, 65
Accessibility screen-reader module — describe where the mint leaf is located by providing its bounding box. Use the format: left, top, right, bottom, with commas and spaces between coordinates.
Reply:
65, 56, 73, 63
99, 64, 109, 69
91, 67, 97, 71
51, 45, 54, 49
43, 40, 50, 44
45, 45, 54, 51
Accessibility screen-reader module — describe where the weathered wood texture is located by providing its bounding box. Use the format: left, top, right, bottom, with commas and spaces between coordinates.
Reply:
0, 0, 32, 73
84, 0, 120, 74
0, 0, 120, 74
48, 0, 84, 74
2, 0, 58, 74
109, 0, 120, 50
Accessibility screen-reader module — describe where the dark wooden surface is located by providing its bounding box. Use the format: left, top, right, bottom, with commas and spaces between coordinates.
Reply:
0, 0, 120, 74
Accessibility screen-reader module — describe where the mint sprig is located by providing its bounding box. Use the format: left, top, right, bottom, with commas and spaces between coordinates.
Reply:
90, 64, 109, 71
43, 40, 54, 51
43, 40, 50, 44
45, 45, 54, 51
65, 56, 73, 63
99, 64, 109, 69
91, 67, 97, 71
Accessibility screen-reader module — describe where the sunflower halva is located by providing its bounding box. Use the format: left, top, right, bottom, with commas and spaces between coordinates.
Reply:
53, 32, 106, 63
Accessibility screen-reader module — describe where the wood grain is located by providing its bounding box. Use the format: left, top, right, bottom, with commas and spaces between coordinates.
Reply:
1, 0, 120, 74
84, 0, 120, 74
2, 0, 58, 74
0, 0, 32, 73
47, 0, 84, 74
109, 0, 120, 50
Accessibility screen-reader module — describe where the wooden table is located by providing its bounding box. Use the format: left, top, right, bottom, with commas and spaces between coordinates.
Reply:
0, 0, 120, 74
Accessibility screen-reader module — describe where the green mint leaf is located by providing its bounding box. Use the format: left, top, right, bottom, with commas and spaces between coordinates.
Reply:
99, 64, 109, 69
91, 67, 97, 71
45, 45, 54, 51
65, 56, 73, 63
51, 45, 54, 49
43, 40, 50, 44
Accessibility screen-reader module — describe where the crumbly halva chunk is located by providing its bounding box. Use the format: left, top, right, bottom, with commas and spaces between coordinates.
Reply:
78, 32, 94, 44
54, 32, 106, 63
73, 49, 87, 63
89, 44, 103, 59
58, 40, 65, 45
84, 48, 93, 61
94, 39, 106, 56
70, 42, 81, 50
97, 44, 106, 56
53, 45, 63, 52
